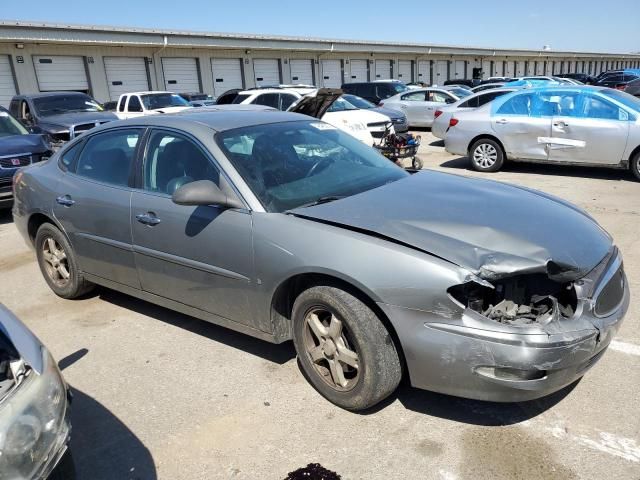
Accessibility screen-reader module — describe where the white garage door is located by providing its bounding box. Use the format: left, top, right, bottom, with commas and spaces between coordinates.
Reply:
33, 55, 88, 92
253, 59, 280, 87
397, 60, 412, 82
494, 61, 504, 77
434, 61, 448, 84
481, 60, 491, 79
320, 60, 341, 88
104, 57, 149, 101
535, 61, 544, 76
289, 59, 314, 85
505, 61, 515, 77
349, 60, 368, 82
454, 61, 465, 79
211, 58, 244, 97
374, 60, 391, 80
417, 61, 431, 85
162, 57, 200, 92
0, 55, 16, 108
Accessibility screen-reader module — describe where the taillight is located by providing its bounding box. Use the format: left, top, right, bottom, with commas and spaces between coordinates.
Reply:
434, 110, 443, 119
615, 84, 626, 90
449, 118, 459, 127
378, 102, 384, 107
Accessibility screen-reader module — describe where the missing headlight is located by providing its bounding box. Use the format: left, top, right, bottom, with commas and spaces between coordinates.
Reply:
448, 273, 577, 326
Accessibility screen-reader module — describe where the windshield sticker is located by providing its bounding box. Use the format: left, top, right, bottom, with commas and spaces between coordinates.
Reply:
310, 122, 337, 130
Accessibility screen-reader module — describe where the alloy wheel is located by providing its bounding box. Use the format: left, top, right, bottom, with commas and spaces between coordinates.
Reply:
473, 143, 498, 169
42, 237, 70, 287
303, 307, 360, 391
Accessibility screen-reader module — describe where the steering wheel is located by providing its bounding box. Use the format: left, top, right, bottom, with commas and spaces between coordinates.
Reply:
305, 158, 334, 178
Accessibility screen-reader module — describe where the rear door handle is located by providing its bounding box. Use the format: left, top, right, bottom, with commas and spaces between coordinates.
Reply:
553, 121, 568, 127
56, 195, 75, 207
496, 119, 508, 124
136, 213, 161, 226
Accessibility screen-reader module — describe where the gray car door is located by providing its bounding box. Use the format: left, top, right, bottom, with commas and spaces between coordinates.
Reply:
491, 91, 551, 161
53, 128, 142, 288
548, 91, 630, 165
130, 129, 256, 328
394, 90, 428, 126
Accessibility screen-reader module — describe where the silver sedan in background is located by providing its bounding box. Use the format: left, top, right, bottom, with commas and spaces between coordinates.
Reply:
432, 87, 518, 139
380, 87, 471, 127
445, 86, 640, 180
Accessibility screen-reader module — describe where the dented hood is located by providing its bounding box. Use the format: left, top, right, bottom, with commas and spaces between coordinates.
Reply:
292, 171, 612, 281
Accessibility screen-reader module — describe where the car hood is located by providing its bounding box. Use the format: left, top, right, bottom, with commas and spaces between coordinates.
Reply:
39, 111, 118, 128
0, 134, 50, 155
288, 88, 343, 118
323, 108, 390, 124
291, 171, 612, 282
0, 304, 43, 374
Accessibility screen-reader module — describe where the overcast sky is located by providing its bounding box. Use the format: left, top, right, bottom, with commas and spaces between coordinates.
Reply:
3, 0, 639, 53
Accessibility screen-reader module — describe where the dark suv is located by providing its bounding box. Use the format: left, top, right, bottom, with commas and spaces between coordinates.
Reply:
341, 81, 409, 105
9, 92, 117, 149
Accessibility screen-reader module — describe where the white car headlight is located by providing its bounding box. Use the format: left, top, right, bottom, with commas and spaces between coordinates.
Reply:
0, 348, 68, 479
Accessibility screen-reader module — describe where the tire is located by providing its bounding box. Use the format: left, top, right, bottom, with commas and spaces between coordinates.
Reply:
35, 223, 94, 299
48, 450, 76, 480
412, 156, 424, 169
631, 151, 640, 181
292, 286, 402, 411
469, 138, 505, 172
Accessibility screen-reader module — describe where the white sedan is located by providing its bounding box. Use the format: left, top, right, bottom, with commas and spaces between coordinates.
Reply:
380, 87, 471, 127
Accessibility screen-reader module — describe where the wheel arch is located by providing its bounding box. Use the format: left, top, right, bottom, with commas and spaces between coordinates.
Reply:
270, 272, 407, 375
628, 144, 640, 166
27, 212, 67, 246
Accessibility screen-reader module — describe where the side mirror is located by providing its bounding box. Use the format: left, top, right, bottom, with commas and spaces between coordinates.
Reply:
172, 180, 244, 209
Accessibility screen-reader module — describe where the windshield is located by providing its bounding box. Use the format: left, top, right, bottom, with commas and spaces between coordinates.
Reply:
342, 94, 375, 109
450, 88, 472, 98
600, 89, 640, 113
33, 94, 103, 117
326, 97, 359, 112
216, 120, 408, 212
141, 94, 189, 110
0, 110, 28, 137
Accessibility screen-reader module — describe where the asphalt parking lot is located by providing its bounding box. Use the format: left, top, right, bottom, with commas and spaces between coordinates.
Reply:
1, 131, 639, 480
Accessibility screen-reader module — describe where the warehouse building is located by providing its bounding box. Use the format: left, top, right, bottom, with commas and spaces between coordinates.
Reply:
0, 20, 639, 107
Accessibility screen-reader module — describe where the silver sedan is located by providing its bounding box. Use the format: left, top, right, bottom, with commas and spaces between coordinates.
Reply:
432, 87, 518, 139
380, 87, 470, 127
445, 86, 640, 180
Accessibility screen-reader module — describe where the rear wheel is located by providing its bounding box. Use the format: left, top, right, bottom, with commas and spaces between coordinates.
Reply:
631, 151, 640, 181
35, 223, 94, 299
469, 138, 505, 172
292, 286, 402, 411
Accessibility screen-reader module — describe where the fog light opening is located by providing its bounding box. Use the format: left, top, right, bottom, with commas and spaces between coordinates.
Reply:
475, 366, 547, 382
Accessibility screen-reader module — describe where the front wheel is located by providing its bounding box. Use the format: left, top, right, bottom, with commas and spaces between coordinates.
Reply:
469, 138, 505, 172
292, 286, 402, 411
631, 151, 640, 181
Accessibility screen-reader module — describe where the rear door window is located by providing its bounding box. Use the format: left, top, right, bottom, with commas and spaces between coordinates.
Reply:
280, 94, 298, 110
401, 91, 426, 101
496, 93, 536, 116
75, 129, 142, 187
127, 96, 143, 112
477, 90, 511, 107
253, 93, 280, 109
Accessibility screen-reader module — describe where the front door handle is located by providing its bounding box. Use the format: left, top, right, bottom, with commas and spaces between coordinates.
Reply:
136, 213, 161, 226
496, 118, 508, 124
553, 121, 569, 127
56, 195, 75, 207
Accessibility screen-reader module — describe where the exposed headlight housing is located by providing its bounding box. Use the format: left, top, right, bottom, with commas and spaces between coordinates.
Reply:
0, 348, 68, 479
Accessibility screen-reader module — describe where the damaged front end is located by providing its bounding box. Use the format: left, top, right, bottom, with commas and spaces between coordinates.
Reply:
449, 272, 578, 327
379, 247, 629, 402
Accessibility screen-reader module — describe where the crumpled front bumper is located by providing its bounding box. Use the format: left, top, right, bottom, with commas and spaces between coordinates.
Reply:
379, 261, 630, 402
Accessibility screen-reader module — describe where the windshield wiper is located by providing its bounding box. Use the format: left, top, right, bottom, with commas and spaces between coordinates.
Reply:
293, 196, 345, 209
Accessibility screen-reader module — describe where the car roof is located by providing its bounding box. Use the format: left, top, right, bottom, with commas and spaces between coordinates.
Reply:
17, 91, 94, 99
125, 91, 174, 95
88, 109, 311, 133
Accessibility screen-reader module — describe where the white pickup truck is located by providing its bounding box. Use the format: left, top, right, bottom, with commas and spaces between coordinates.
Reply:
114, 91, 192, 119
